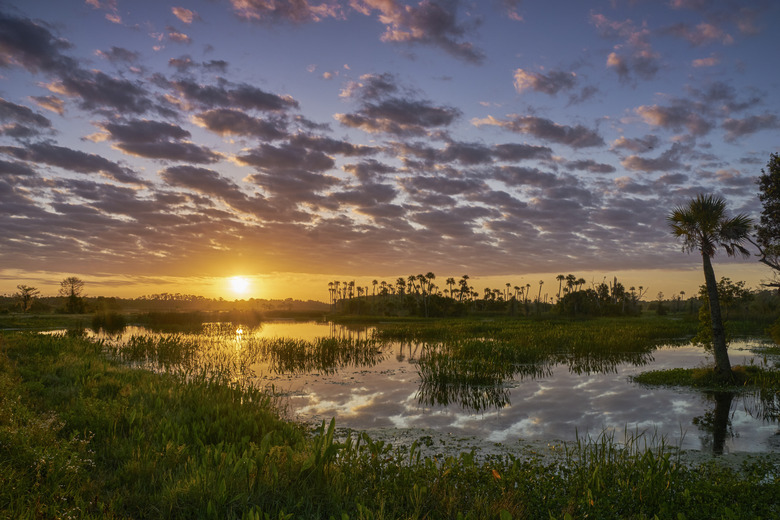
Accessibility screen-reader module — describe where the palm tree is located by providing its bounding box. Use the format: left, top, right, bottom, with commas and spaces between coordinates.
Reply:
565, 274, 576, 295
445, 277, 456, 299
556, 274, 565, 301
668, 194, 752, 379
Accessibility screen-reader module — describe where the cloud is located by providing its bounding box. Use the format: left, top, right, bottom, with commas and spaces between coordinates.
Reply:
473, 115, 604, 148
0, 13, 153, 114
96, 46, 140, 63
352, 0, 485, 64
611, 135, 660, 153
687, 81, 760, 114
229, 0, 344, 24
513, 69, 577, 95
289, 134, 378, 157
49, 69, 153, 114
165, 77, 299, 111
722, 114, 780, 142
160, 165, 256, 213
620, 143, 688, 173
0, 158, 37, 177
590, 13, 661, 82
166, 26, 192, 44
491, 166, 559, 188
663, 22, 732, 46
635, 104, 712, 136
0, 11, 76, 73
236, 142, 335, 172
333, 181, 397, 207
193, 108, 288, 139
500, 0, 524, 21
340, 72, 399, 100
0, 98, 52, 137
0, 142, 144, 183
169, 55, 196, 73
692, 55, 719, 68
492, 143, 553, 162
606, 49, 660, 83
99, 119, 221, 163
30, 95, 65, 115
336, 98, 460, 136
566, 159, 616, 174
172, 7, 200, 24
343, 160, 396, 182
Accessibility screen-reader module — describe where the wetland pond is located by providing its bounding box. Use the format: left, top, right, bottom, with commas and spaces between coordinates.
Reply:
90, 320, 780, 457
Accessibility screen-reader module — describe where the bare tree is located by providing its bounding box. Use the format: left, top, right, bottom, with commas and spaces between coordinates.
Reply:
59, 276, 86, 313
15, 284, 40, 313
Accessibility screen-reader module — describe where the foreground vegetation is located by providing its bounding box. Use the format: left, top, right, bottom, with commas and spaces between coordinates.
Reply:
2, 331, 779, 519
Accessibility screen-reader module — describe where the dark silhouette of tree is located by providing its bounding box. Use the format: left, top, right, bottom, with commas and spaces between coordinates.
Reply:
442, 277, 454, 299
565, 274, 576, 295
753, 152, 780, 283
59, 276, 86, 313
556, 274, 564, 301
668, 194, 752, 379
15, 284, 40, 312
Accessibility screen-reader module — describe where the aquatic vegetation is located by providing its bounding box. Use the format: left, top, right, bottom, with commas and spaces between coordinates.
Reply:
395, 317, 686, 411
100, 328, 385, 389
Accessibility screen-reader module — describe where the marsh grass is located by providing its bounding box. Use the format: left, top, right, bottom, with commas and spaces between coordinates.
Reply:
2, 332, 779, 519
396, 317, 682, 411
101, 327, 385, 388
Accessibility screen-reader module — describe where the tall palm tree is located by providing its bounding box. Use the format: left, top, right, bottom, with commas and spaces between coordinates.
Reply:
565, 274, 576, 295
445, 277, 455, 299
668, 194, 752, 378
556, 274, 565, 301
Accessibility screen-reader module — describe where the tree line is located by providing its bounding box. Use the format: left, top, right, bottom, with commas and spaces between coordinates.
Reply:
326, 272, 650, 318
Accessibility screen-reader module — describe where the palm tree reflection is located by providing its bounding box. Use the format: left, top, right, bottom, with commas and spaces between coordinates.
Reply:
693, 391, 735, 455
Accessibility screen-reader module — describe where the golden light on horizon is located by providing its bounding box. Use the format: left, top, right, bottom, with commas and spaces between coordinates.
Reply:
229, 276, 251, 296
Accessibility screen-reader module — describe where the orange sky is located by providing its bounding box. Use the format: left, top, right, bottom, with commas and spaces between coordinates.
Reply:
2, 261, 773, 303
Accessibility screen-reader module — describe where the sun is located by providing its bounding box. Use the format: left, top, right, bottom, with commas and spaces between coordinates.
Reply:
229, 276, 250, 296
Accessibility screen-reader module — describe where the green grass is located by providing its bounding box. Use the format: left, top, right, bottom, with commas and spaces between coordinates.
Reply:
2, 330, 779, 519
633, 364, 780, 390
0, 313, 89, 330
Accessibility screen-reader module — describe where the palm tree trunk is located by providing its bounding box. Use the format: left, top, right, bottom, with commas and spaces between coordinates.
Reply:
702, 253, 732, 378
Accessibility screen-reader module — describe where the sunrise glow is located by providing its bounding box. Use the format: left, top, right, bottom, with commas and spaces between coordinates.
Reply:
229, 276, 251, 296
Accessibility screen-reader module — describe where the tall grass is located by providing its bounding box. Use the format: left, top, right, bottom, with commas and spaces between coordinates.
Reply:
101, 328, 385, 389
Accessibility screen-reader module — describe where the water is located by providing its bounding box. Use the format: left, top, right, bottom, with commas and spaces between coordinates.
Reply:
91, 320, 780, 455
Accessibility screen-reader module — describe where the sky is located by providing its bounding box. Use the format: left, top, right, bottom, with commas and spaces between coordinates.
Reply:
1, 0, 779, 302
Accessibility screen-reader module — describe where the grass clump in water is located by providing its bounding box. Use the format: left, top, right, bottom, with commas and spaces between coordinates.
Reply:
633, 364, 780, 390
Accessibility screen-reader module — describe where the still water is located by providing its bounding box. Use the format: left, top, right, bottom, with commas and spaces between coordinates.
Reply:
93, 320, 780, 455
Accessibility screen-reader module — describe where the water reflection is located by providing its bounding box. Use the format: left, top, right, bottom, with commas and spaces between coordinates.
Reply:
89, 321, 779, 453
694, 392, 735, 455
